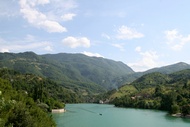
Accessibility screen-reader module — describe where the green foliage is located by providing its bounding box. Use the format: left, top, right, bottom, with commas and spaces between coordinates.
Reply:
160, 91, 177, 112
133, 72, 170, 90
0, 52, 134, 93
171, 104, 180, 114
1, 52, 190, 102
181, 105, 190, 116
0, 68, 80, 105
109, 69, 190, 116
0, 78, 56, 127
109, 85, 138, 100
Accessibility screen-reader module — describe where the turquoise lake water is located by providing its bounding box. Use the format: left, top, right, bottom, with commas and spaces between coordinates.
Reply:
52, 104, 190, 127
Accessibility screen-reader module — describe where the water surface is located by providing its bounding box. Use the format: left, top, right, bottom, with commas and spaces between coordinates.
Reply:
53, 104, 190, 127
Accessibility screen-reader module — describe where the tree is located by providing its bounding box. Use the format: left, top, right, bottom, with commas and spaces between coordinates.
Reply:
154, 85, 162, 97
171, 104, 180, 114
181, 105, 190, 116
0, 78, 56, 127
161, 92, 177, 112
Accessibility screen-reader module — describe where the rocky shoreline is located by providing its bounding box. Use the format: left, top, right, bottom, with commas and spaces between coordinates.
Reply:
172, 113, 190, 118
52, 109, 65, 113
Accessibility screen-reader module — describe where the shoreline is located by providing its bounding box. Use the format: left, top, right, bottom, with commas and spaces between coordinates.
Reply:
52, 109, 65, 113
171, 113, 190, 118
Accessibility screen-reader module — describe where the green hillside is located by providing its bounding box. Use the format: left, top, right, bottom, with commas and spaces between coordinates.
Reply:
42, 53, 134, 89
119, 62, 190, 84
145, 62, 190, 74
108, 69, 190, 116
0, 52, 134, 92
1, 52, 189, 94
1, 52, 190, 105
0, 68, 70, 127
0, 68, 80, 104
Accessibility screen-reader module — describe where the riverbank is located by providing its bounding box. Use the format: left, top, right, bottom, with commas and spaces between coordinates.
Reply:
52, 109, 65, 113
172, 113, 190, 118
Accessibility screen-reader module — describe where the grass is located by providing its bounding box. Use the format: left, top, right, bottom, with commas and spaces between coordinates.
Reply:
109, 85, 138, 99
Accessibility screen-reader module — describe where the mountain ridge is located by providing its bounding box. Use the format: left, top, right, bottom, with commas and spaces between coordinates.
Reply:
1, 51, 190, 94
0, 52, 134, 92
144, 62, 190, 74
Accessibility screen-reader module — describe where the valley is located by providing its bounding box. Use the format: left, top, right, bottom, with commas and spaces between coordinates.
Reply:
1, 52, 190, 126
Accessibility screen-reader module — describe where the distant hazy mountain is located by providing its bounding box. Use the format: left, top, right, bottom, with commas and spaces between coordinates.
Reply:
113, 62, 190, 85
144, 62, 190, 74
0, 52, 134, 92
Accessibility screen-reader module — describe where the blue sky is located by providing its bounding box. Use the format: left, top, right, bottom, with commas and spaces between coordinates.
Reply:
1, 0, 190, 72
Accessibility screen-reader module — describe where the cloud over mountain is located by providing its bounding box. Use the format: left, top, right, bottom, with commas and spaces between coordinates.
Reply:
62, 36, 91, 48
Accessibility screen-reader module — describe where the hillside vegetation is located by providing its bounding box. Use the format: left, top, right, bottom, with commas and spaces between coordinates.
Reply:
108, 69, 190, 116
0, 68, 81, 104
1, 52, 190, 126
115, 62, 190, 84
0, 68, 70, 126
0, 52, 134, 95
0, 78, 57, 127
1, 52, 190, 103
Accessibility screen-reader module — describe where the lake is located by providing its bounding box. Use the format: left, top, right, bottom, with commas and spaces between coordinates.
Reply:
52, 104, 190, 127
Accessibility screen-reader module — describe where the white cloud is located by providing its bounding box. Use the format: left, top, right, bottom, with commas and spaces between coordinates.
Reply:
0, 49, 10, 53
0, 36, 53, 53
36, 0, 50, 5
82, 51, 103, 58
39, 0, 77, 21
135, 46, 141, 52
62, 36, 91, 48
19, 0, 67, 33
61, 13, 76, 21
0, 41, 53, 53
44, 45, 53, 51
116, 25, 144, 40
165, 29, 190, 51
24, 0, 50, 6
112, 43, 125, 51
128, 47, 160, 72
101, 33, 111, 39
40, 20, 67, 33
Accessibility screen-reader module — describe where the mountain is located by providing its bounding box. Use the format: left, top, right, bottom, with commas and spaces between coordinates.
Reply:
43, 53, 134, 88
118, 62, 190, 84
0, 52, 134, 93
106, 69, 190, 115
132, 72, 170, 89
1, 52, 190, 97
107, 69, 190, 101
144, 62, 190, 74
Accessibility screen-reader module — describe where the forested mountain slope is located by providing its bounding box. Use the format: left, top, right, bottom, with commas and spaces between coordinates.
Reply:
144, 62, 190, 74
42, 53, 134, 89
1, 52, 190, 97
107, 69, 190, 116
0, 68, 80, 103
0, 52, 134, 98
119, 62, 190, 84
